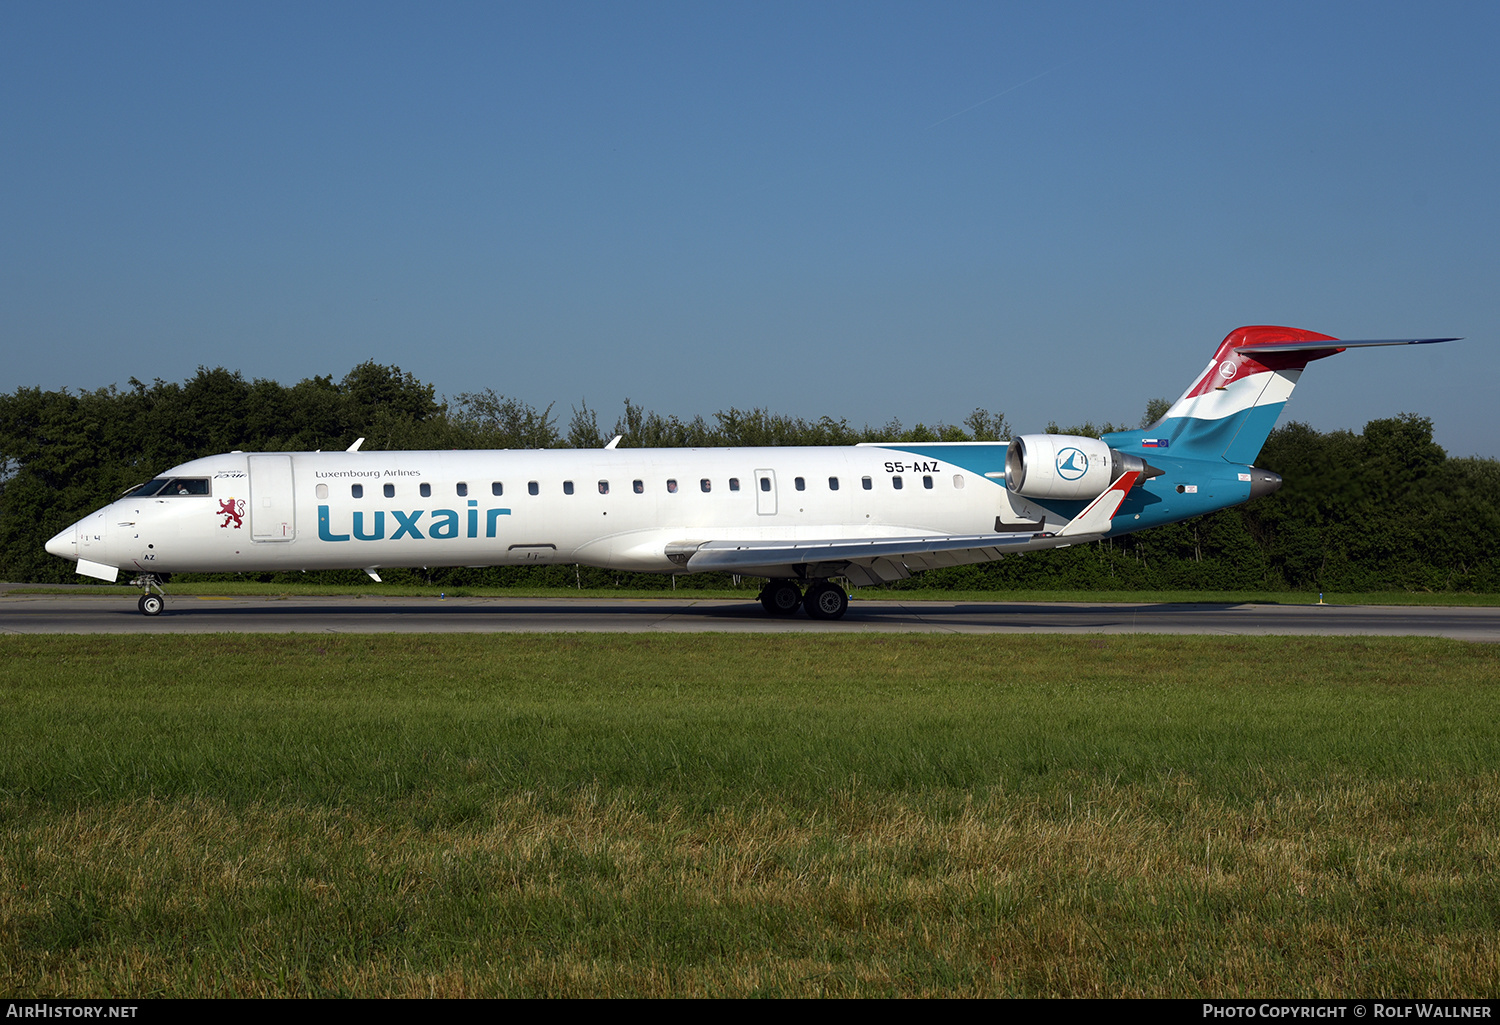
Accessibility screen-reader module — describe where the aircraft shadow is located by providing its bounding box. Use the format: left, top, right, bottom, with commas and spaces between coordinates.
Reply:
113, 598, 1253, 623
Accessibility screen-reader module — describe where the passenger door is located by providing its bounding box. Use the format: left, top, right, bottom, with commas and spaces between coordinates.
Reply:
248, 455, 296, 541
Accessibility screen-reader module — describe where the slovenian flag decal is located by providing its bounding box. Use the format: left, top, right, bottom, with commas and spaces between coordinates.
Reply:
1141, 438, 1168, 448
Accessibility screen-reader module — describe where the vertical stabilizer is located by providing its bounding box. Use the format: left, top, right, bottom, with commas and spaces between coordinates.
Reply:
1128, 326, 1342, 463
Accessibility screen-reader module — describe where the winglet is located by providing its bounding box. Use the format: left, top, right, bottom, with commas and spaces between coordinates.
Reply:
1056, 470, 1140, 537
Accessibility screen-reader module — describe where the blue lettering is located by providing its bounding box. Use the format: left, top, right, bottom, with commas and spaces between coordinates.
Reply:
431, 509, 459, 539
353, 510, 385, 541
390, 510, 425, 540
320, 504, 514, 542
318, 505, 349, 542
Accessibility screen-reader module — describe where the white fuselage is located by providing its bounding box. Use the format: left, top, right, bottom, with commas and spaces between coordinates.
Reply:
49, 444, 1066, 579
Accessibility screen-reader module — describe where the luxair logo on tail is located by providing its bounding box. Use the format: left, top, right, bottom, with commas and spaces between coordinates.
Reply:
318, 500, 511, 542
1055, 448, 1089, 481
1145, 325, 1349, 464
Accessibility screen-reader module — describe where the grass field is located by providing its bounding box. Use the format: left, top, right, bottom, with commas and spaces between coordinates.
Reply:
2, 634, 1498, 997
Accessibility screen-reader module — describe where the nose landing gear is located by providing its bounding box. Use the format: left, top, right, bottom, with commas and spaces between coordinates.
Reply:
130, 574, 167, 616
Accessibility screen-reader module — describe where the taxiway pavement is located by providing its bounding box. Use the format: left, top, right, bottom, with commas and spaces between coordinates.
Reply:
2, 592, 1498, 640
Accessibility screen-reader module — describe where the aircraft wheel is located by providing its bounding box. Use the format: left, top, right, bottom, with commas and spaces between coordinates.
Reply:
759, 580, 802, 616
139, 594, 164, 617
803, 582, 849, 620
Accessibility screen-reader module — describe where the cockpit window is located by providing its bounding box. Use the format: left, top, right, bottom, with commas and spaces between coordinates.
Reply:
122, 477, 211, 497
172, 478, 211, 495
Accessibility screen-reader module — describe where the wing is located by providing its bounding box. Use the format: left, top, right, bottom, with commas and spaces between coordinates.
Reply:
668, 530, 1043, 585
667, 470, 1140, 585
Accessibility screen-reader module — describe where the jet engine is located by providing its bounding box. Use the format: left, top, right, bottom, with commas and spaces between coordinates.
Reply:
1005, 434, 1153, 501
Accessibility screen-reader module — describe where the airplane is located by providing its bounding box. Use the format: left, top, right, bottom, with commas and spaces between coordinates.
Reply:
44, 326, 1456, 618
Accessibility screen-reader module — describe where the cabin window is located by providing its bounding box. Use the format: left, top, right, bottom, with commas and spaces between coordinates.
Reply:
892, 476, 903, 490
729, 478, 740, 491
829, 477, 839, 490
862, 476, 872, 490
633, 479, 644, 494
953, 475, 965, 489
528, 481, 539, 496
316, 484, 328, 499
384, 483, 395, 498
456, 482, 468, 497
794, 477, 805, 491
420, 483, 431, 498
563, 481, 574, 495
492, 482, 503, 496
352, 484, 364, 499
598, 480, 609, 494
667, 479, 679, 493
759, 477, 771, 492
923, 475, 933, 489
701, 479, 711, 493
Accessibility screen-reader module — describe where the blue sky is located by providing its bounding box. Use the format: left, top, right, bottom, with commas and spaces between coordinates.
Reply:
3, 2, 1496, 455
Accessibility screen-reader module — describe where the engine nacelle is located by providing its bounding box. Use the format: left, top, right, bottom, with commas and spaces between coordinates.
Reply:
1005, 434, 1147, 501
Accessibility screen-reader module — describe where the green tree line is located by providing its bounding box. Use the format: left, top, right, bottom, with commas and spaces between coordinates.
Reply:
2, 363, 1496, 591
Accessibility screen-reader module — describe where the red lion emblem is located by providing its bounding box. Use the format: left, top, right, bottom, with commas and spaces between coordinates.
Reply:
218, 498, 245, 529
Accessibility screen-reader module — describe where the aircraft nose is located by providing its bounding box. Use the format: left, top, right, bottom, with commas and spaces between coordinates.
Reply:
45, 523, 78, 560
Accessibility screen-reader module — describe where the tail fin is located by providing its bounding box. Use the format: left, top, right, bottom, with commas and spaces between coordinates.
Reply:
1117, 326, 1457, 464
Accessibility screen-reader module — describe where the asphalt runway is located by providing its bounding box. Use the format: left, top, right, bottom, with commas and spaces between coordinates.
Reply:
3, 591, 1499, 639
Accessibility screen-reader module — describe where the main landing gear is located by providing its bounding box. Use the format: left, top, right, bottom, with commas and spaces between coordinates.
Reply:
130, 574, 167, 616
758, 578, 849, 620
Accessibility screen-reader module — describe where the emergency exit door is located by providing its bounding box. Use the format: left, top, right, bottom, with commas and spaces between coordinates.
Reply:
755, 469, 777, 515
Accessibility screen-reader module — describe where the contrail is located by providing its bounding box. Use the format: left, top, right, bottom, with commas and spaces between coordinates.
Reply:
928, 43, 1110, 129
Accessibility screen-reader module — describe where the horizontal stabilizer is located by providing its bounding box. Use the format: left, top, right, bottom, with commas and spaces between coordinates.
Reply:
1234, 337, 1459, 355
